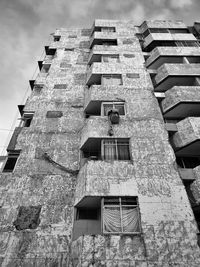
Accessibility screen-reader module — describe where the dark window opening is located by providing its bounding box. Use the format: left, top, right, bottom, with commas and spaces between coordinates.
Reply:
76, 208, 100, 220
54, 36, 61, 42
22, 113, 34, 127
73, 197, 101, 240
41, 64, 50, 73
2, 151, 20, 173
176, 157, 200, 169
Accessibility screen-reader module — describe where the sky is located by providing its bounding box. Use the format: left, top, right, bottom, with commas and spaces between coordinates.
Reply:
0, 0, 199, 155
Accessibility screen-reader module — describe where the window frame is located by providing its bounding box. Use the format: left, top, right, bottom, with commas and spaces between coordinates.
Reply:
101, 74, 122, 86
101, 102, 126, 116
20, 112, 34, 127
2, 151, 20, 173
101, 54, 120, 63
101, 138, 131, 161
102, 197, 141, 235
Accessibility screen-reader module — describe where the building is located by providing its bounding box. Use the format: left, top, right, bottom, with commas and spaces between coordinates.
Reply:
1, 19, 200, 266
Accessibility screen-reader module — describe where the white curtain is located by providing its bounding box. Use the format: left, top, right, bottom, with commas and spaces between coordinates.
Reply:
122, 207, 139, 232
103, 206, 139, 233
103, 140, 117, 160
104, 207, 121, 232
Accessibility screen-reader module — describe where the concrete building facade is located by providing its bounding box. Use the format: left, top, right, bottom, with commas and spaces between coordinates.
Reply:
1, 19, 200, 266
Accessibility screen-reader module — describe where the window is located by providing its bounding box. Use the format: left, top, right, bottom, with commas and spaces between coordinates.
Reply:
101, 27, 115, 33
102, 197, 140, 234
101, 55, 120, 63
101, 74, 122, 86
102, 102, 125, 116
21, 112, 34, 127
54, 36, 61, 42
176, 157, 200, 168
102, 139, 130, 161
73, 196, 140, 240
2, 151, 20, 173
81, 138, 130, 161
41, 64, 50, 73
76, 208, 99, 220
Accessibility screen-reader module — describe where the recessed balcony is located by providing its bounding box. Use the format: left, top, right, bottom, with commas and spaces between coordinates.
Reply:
146, 47, 200, 69
89, 32, 117, 48
84, 85, 125, 114
88, 49, 119, 65
153, 64, 200, 92
80, 117, 129, 148
143, 32, 196, 50
86, 63, 123, 86
45, 46, 56, 56
139, 20, 187, 33
75, 160, 136, 205
172, 117, 200, 156
161, 86, 200, 119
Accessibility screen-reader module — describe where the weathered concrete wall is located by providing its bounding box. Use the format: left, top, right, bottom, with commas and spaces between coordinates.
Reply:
1, 19, 200, 267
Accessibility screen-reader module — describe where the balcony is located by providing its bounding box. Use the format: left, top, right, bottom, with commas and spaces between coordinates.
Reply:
153, 64, 200, 92
45, 46, 56, 56
143, 32, 196, 50
86, 63, 124, 86
75, 160, 136, 205
146, 47, 200, 69
88, 49, 119, 65
161, 86, 200, 119
84, 85, 125, 114
89, 32, 117, 48
80, 117, 130, 148
172, 117, 200, 156
140, 20, 187, 33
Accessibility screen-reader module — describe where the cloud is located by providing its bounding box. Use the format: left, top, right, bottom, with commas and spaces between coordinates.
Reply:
0, 0, 200, 152
169, 0, 192, 9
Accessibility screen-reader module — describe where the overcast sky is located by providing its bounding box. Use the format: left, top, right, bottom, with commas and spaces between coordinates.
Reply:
0, 0, 199, 154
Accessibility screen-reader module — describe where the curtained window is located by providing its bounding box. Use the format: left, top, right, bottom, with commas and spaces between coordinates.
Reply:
102, 102, 125, 116
103, 197, 140, 234
102, 139, 130, 161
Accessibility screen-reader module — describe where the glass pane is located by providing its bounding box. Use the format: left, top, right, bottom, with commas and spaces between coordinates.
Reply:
104, 206, 121, 232
103, 140, 117, 160
114, 104, 125, 115
103, 104, 113, 116
117, 141, 130, 160
122, 207, 139, 232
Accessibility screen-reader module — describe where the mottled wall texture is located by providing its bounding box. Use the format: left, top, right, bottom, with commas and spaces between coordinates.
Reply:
1, 19, 200, 267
